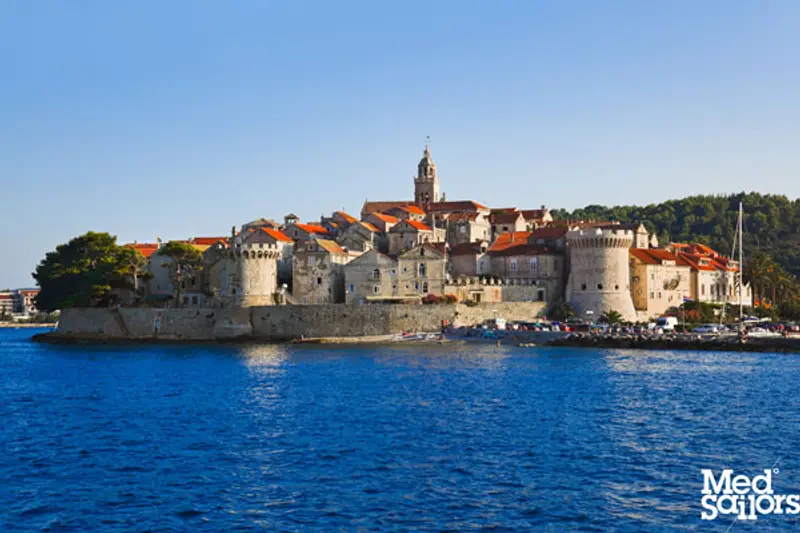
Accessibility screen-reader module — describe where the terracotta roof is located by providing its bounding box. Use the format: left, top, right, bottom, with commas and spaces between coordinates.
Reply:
489, 243, 556, 257
313, 238, 347, 255
488, 232, 533, 252
294, 223, 332, 236
124, 243, 160, 258
335, 211, 358, 224
490, 212, 523, 224
190, 237, 227, 246
427, 201, 488, 212
447, 212, 481, 222
369, 213, 399, 224
403, 219, 432, 232
427, 242, 449, 255
529, 226, 569, 239
450, 242, 487, 255
260, 227, 292, 242
359, 221, 381, 233
362, 201, 415, 215
402, 205, 425, 215
630, 248, 689, 266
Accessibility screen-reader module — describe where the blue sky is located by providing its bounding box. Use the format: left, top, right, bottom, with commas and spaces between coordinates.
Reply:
1, 1, 799, 288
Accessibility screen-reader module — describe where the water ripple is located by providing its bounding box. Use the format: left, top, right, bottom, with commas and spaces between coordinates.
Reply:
2, 329, 800, 531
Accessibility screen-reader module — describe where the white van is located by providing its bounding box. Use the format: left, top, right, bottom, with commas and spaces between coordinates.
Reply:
655, 317, 679, 331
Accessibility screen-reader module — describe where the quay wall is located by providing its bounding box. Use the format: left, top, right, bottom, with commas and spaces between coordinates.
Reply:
53, 302, 547, 342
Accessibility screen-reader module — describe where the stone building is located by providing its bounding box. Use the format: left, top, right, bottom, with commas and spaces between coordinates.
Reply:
521, 208, 554, 230
489, 210, 526, 240
670, 243, 752, 306
284, 222, 333, 243
629, 248, 692, 318
565, 226, 638, 322
344, 249, 398, 304
338, 220, 381, 253
388, 219, 435, 256
487, 233, 565, 303
414, 145, 440, 207
397, 244, 447, 298
364, 212, 398, 234
241, 227, 294, 288
387, 205, 426, 222
445, 212, 491, 245
292, 238, 351, 304
241, 218, 282, 232
449, 241, 490, 278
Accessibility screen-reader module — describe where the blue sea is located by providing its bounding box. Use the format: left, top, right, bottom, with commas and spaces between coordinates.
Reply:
2, 328, 800, 532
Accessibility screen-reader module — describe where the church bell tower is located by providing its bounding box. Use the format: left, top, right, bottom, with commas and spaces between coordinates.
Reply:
414, 144, 440, 207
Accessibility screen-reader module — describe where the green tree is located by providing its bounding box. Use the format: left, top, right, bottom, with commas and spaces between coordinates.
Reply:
158, 241, 202, 307
599, 309, 623, 325
120, 247, 152, 297
548, 297, 575, 321
32, 232, 131, 312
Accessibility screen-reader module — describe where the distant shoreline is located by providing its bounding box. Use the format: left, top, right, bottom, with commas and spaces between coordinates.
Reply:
0, 323, 56, 329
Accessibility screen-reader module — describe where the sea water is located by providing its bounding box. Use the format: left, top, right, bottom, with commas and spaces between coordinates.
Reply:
2, 328, 800, 531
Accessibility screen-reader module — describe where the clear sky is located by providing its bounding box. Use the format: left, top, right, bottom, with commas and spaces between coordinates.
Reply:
1, 1, 799, 288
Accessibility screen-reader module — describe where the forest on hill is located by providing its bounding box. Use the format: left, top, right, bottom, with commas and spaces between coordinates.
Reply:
551, 193, 800, 278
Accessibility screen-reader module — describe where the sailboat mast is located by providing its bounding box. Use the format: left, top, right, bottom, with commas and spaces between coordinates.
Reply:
739, 202, 744, 328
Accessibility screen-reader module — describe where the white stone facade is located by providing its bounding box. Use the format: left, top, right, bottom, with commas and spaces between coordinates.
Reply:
566, 227, 638, 322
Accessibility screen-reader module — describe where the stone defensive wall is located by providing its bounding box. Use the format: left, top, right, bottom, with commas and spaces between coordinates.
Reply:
50, 302, 547, 342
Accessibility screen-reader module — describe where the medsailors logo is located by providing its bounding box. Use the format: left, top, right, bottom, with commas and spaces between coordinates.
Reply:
701, 468, 800, 521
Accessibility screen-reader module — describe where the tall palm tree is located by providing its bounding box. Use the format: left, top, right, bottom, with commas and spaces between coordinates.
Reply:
743, 251, 773, 305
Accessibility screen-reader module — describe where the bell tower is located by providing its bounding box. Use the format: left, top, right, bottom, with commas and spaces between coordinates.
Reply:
414, 143, 440, 207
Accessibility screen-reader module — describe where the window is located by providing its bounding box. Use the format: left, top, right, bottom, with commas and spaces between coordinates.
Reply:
372, 268, 381, 280
650, 291, 654, 299
192, 296, 198, 305
373, 285, 381, 294
183, 296, 189, 305
597, 284, 603, 290
414, 282, 420, 291
232, 288, 236, 295
510, 259, 518, 272
536, 289, 545, 302
530, 257, 538, 273
581, 284, 587, 291
701, 284, 706, 295
420, 248, 425, 257
502, 226, 508, 232
419, 263, 426, 277
422, 282, 428, 293
317, 277, 322, 285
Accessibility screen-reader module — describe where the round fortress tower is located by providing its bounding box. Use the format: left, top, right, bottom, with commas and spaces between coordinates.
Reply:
229, 236, 281, 307
565, 226, 638, 322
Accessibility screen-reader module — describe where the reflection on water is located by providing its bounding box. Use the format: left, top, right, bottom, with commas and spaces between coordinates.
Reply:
3, 326, 800, 532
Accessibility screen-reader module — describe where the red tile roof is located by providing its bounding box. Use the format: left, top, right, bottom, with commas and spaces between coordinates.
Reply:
403, 219, 432, 232
359, 222, 381, 233
447, 212, 481, 221
335, 211, 358, 224
630, 248, 689, 266
450, 242, 488, 255
369, 213, 399, 224
362, 201, 415, 215
124, 243, 160, 258
529, 226, 569, 239
489, 212, 523, 224
313, 239, 347, 255
427, 201, 488, 212
399, 205, 425, 215
295, 223, 332, 236
488, 232, 533, 252
190, 237, 227, 246
489, 243, 555, 257
260, 227, 292, 242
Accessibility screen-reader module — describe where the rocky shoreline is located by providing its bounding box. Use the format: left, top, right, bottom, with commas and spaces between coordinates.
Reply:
546, 333, 800, 353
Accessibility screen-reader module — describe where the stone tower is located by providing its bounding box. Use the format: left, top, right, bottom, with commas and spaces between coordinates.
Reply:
228, 231, 281, 307
565, 226, 638, 322
414, 145, 440, 207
